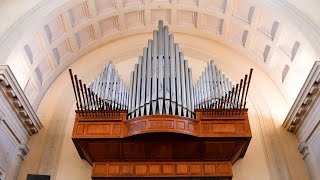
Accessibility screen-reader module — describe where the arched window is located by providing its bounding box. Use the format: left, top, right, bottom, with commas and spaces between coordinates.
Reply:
282, 65, 290, 83
24, 45, 33, 64
271, 21, 279, 40
291, 41, 300, 61
242, 30, 248, 47
263, 45, 271, 62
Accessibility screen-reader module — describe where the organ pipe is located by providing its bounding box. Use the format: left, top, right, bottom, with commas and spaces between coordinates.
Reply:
69, 20, 253, 119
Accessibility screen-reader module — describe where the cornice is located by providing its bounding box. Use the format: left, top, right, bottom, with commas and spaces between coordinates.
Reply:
0, 65, 42, 135
283, 61, 320, 132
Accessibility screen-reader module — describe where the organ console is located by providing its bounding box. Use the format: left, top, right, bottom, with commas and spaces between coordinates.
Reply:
70, 20, 253, 180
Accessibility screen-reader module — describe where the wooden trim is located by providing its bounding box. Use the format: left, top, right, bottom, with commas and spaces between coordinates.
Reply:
92, 161, 232, 178
72, 109, 251, 179
72, 110, 251, 139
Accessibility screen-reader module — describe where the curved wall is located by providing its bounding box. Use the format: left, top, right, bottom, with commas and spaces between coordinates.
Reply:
0, 0, 318, 180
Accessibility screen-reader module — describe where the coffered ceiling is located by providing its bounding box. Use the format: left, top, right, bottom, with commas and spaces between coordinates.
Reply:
1, 0, 319, 109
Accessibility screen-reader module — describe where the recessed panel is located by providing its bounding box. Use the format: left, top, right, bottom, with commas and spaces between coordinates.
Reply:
99, 16, 119, 36
123, 0, 143, 7
251, 36, 271, 62
151, 9, 171, 25
232, 1, 255, 24
204, 14, 223, 34
178, 0, 198, 6
206, 0, 227, 13
203, 142, 237, 160
35, 56, 53, 84
125, 11, 145, 29
258, 11, 279, 41
24, 34, 45, 64
177, 10, 197, 28
44, 15, 65, 43
279, 31, 301, 61
52, 38, 73, 64
151, 0, 171, 4
122, 142, 146, 159
228, 23, 249, 47
95, 0, 117, 15
75, 25, 95, 48
68, 1, 90, 27
174, 142, 200, 159
149, 142, 173, 159
88, 142, 120, 160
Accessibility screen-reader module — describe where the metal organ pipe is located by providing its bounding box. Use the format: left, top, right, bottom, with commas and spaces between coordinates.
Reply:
169, 35, 176, 115
127, 21, 195, 118
140, 48, 147, 115
69, 20, 253, 119
164, 26, 170, 115
175, 44, 182, 116
151, 30, 158, 115
146, 40, 152, 115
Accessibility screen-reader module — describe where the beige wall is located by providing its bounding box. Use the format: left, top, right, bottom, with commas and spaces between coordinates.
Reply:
18, 34, 309, 179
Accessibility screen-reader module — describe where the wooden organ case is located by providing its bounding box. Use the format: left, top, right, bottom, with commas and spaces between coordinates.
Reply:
70, 21, 253, 180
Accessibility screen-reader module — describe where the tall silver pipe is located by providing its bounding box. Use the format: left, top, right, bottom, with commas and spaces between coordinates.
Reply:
180, 53, 187, 116
158, 23, 164, 114
146, 40, 152, 115
140, 48, 147, 115
128, 71, 134, 118
185, 60, 191, 117
135, 57, 143, 116
169, 34, 176, 115
188, 69, 194, 117
175, 44, 182, 116
131, 65, 138, 117
164, 26, 170, 115
152, 30, 158, 115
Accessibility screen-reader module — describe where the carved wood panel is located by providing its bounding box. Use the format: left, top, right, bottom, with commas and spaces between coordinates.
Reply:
92, 161, 232, 178
73, 138, 249, 163
72, 110, 251, 179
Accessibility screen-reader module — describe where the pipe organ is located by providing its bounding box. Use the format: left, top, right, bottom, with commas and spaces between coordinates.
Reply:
71, 21, 253, 180
88, 62, 129, 111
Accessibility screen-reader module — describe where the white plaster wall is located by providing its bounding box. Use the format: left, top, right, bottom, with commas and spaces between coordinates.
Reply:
0, 0, 46, 38
285, 0, 320, 27
310, 131, 320, 173
0, 126, 16, 180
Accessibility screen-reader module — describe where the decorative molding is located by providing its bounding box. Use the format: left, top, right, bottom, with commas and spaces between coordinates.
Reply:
283, 61, 320, 132
298, 142, 309, 158
298, 142, 320, 180
283, 61, 320, 180
92, 161, 232, 178
0, 65, 41, 180
0, 65, 42, 135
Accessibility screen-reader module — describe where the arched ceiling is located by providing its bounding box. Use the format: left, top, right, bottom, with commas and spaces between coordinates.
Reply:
0, 0, 319, 110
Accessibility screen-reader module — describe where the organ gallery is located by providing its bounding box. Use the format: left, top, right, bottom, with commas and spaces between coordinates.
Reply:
70, 21, 253, 179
